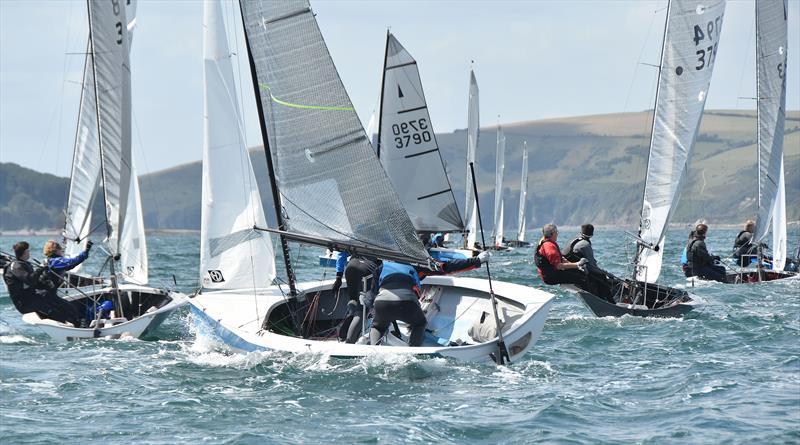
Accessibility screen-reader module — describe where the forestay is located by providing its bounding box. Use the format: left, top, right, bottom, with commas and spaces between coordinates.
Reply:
492, 124, 505, 242
200, 0, 275, 290
464, 70, 480, 249
377, 33, 463, 233
88, 0, 133, 258
517, 141, 529, 242
754, 0, 788, 270
636, 0, 726, 282
240, 0, 429, 263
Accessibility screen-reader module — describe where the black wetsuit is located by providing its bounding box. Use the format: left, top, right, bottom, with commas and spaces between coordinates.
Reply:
3, 260, 82, 326
685, 237, 727, 282
339, 256, 379, 343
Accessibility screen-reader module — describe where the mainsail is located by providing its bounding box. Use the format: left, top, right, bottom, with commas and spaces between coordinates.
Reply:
636, 0, 726, 282
517, 141, 529, 242
87, 0, 133, 258
200, 0, 276, 291
492, 123, 505, 242
463, 69, 480, 249
240, 0, 429, 264
754, 0, 788, 270
377, 32, 463, 233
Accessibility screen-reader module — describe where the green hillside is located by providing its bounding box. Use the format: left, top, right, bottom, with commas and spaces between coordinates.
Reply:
2, 110, 798, 231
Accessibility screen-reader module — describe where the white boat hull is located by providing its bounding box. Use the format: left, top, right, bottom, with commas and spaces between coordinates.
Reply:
21, 283, 188, 342
190, 276, 553, 363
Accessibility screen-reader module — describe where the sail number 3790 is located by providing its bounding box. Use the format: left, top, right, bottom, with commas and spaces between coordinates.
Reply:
393, 119, 432, 149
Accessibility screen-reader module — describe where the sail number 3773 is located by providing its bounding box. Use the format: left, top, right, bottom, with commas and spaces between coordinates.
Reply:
692, 14, 723, 71
393, 119, 432, 149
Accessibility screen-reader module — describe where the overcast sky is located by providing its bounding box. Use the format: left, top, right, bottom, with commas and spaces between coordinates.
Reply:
1, 0, 798, 177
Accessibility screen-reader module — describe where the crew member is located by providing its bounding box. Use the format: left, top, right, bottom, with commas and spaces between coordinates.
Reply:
535, 224, 588, 285
732, 220, 768, 267
562, 224, 599, 270
685, 224, 727, 282
43, 239, 92, 278
369, 251, 490, 347
2, 241, 83, 326
332, 252, 379, 343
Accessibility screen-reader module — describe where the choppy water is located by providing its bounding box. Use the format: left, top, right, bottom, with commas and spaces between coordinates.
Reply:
1, 229, 798, 444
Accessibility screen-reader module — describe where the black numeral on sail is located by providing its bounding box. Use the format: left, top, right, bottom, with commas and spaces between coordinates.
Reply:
115, 22, 123, 44
392, 118, 432, 149
691, 14, 722, 72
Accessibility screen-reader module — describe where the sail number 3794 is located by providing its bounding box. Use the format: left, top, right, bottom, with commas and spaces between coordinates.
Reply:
393, 119, 432, 149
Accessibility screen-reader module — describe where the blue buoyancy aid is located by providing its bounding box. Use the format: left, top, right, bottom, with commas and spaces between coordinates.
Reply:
378, 261, 421, 289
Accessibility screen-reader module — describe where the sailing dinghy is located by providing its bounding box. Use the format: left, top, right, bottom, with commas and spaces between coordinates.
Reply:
461, 69, 482, 252
487, 123, 510, 250
724, 0, 795, 283
21, 0, 186, 341
563, 0, 727, 317
507, 141, 532, 248
189, 0, 553, 363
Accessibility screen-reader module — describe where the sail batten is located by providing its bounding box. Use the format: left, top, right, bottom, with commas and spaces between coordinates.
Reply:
754, 0, 788, 271
240, 0, 428, 264
636, 0, 727, 282
377, 33, 464, 233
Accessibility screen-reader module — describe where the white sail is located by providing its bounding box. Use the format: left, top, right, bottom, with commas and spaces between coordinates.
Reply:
464, 70, 480, 237
636, 0, 727, 282
466, 200, 478, 249
772, 159, 787, 270
366, 108, 379, 151
492, 124, 505, 240
118, 156, 147, 284
88, 0, 133, 258
200, 0, 275, 290
378, 32, 463, 233
754, 0, 788, 265
495, 200, 504, 247
63, 43, 101, 262
517, 141, 529, 242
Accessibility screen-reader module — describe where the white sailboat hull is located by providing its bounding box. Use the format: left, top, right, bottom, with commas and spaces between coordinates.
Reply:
21, 283, 188, 342
189, 276, 553, 363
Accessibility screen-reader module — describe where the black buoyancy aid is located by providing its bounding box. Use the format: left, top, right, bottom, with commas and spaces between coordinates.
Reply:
733, 230, 751, 249
685, 238, 702, 269
535, 240, 559, 277
563, 237, 590, 263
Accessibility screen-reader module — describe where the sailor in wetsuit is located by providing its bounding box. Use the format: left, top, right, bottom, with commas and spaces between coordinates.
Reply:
2, 241, 86, 326
685, 224, 727, 282
332, 252, 379, 343
369, 251, 490, 347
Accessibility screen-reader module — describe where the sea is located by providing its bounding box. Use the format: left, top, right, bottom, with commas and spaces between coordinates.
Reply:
1, 228, 798, 444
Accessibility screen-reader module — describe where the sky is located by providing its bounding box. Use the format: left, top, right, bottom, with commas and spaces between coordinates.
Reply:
1, 0, 799, 178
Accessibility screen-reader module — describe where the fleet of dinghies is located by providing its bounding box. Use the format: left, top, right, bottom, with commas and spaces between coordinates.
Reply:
2, 0, 797, 358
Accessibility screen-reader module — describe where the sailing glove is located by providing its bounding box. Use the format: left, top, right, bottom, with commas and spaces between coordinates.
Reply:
332, 273, 343, 294
477, 251, 492, 263
85, 240, 93, 251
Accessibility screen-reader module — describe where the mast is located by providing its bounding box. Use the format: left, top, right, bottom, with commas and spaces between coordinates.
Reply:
634, 0, 672, 273
376, 29, 390, 159
240, 4, 297, 296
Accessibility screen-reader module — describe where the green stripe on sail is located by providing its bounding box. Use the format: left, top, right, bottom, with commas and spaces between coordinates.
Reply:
258, 83, 354, 111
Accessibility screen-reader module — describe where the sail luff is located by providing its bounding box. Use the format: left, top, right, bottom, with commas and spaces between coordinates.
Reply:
517, 141, 528, 242
377, 32, 464, 233
239, 0, 429, 265
753, 0, 788, 247
635, 0, 727, 282
201, 0, 276, 291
